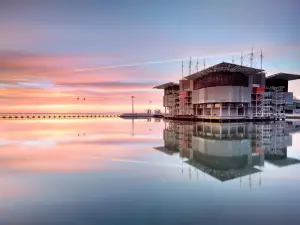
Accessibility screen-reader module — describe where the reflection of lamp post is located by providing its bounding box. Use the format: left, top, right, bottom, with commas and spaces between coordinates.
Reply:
131, 96, 135, 115
131, 118, 135, 136
131, 96, 135, 136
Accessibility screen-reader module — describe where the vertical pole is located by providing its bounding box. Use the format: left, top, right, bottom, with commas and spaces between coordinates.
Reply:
241, 52, 243, 66
196, 58, 199, 72
149, 101, 152, 114
189, 56, 192, 75
131, 96, 134, 115
250, 48, 254, 67
131, 118, 134, 136
182, 60, 183, 79
260, 49, 263, 69
203, 58, 206, 69
232, 56, 235, 64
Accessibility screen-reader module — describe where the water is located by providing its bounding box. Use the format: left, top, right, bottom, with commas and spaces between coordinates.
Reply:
0, 118, 300, 225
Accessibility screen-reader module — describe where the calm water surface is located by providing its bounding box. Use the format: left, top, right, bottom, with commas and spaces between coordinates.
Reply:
1, 118, 300, 225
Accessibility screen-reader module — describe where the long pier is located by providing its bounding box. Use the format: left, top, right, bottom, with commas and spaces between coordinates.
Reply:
0, 113, 121, 120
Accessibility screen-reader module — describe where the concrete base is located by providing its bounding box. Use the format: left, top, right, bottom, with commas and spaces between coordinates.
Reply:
163, 115, 284, 123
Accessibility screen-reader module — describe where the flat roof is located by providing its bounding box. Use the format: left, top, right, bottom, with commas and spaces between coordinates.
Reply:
266, 73, 300, 81
185, 62, 264, 80
153, 82, 179, 89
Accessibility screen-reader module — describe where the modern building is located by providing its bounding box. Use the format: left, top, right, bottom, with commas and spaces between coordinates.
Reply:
154, 62, 300, 121
154, 121, 300, 183
153, 82, 179, 116
265, 73, 300, 115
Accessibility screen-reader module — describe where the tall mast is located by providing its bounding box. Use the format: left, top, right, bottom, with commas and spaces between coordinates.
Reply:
189, 56, 192, 75
196, 58, 199, 72
241, 52, 243, 66
181, 60, 183, 79
260, 49, 263, 69
250, 48, 254, 67
203, 58, 206, 69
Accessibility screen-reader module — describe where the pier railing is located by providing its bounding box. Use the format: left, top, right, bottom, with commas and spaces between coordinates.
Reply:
0, 113, 121, 120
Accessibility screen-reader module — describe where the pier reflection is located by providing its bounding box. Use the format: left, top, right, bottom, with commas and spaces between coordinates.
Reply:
155, 121, 300, 185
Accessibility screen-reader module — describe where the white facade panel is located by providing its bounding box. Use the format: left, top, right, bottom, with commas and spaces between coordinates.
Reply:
192, 86, 251, 104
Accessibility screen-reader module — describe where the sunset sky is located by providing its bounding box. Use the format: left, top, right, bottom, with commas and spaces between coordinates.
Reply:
0, 0, 299, 113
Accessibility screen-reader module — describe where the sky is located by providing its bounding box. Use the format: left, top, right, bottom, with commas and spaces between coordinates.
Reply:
0, 0, 299, 113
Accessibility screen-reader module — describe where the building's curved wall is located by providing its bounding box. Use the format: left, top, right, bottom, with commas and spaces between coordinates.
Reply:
192, 86, 251, 104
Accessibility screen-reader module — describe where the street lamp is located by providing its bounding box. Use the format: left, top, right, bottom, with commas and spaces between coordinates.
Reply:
149, 101, 152, 114
131, 96, 135, 115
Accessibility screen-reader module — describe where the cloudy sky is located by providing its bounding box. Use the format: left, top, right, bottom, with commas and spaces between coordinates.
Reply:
0, 0, 299, 113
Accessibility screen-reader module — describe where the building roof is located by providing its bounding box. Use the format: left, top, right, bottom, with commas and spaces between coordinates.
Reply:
266, 73, 300, 81
153, 82, 179, 89
184, 62, 264, 80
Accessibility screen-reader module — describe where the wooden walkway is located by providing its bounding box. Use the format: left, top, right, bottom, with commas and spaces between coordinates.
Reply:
0, 113, 121, 120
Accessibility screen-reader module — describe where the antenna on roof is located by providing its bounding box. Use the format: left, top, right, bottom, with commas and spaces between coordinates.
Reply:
232, 56, 235, 64
196, 58, 199, 72
260, 49, 263, 69
241, 52, 243, 66
189, 56, 192, 75
250, 48, 254, 67
203, 58, 206, 69
181, 60, 183, 79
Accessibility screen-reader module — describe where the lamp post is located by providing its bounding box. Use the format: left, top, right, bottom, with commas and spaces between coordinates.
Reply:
149, 101, 152, 114
131, 96, 135, 136
131, 96, 135, 115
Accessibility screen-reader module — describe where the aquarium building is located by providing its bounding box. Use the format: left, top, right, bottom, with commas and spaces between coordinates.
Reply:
154, 62, 300, 121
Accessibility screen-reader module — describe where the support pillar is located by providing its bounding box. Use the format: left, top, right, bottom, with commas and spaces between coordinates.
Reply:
220, 103, 222, 117
236, 104, 238, 116
228, 104, 231, 117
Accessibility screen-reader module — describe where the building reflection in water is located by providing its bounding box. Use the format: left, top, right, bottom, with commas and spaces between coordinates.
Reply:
154, 120, 300, 187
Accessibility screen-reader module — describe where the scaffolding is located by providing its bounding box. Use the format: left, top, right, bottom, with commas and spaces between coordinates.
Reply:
268, 122, 286, 156
270, 87, 285, 119
252, 92, 272, 118
252, 86, 286, 120
254, 124, 272, 152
